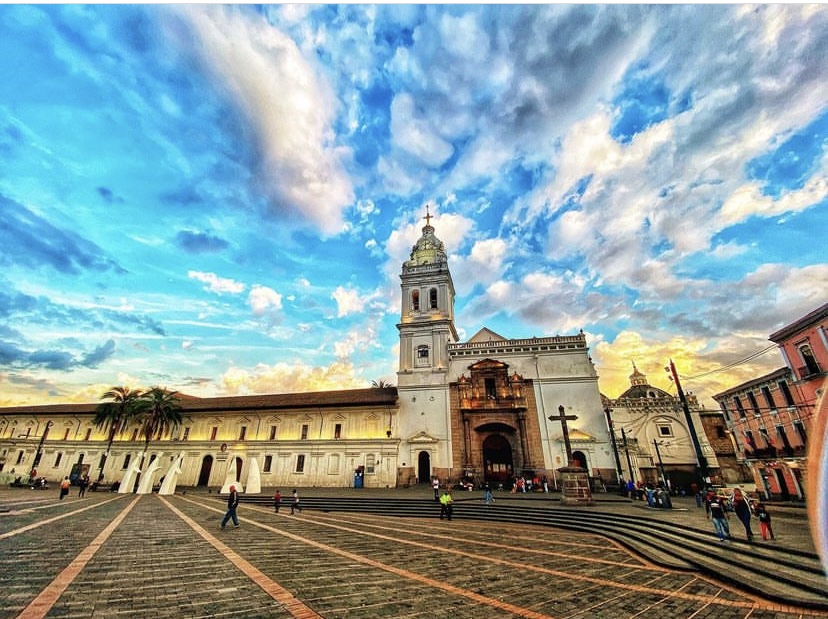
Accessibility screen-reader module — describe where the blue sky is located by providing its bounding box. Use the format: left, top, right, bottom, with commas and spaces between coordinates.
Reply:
0, 4, 826, 408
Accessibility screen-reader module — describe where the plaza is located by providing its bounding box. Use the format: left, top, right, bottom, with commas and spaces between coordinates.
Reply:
1, 486, 826, 619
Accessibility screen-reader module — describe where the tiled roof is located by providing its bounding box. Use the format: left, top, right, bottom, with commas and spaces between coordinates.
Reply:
0, 387, 398, 416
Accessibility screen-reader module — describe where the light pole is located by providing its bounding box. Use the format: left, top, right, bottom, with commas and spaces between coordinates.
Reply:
621, 428, 635, 485
653, 439, 667, 488
603, 407, 624, 487
667, 359, 708, 486
32, 421, 53, 469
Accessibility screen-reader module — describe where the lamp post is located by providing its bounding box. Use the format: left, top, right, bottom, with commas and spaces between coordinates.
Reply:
653, 439, 667, 488
32, 421, 53, 468
603, 407, 624, 487
666, 359, 708, 486
621, 428, 635, 483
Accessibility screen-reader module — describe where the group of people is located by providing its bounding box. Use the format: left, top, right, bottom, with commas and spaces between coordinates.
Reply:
220, 487, 303, 529
704, 487, 775, 542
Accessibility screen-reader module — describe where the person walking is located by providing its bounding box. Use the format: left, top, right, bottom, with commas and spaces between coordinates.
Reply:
59, 476, 70, 500
273, 489, 282, 513
432, 477, 440, 501
732, 488, 754, 541
755, 502, 775, 540
439, 489, 454, 521
220, 485, 240, 529
708, 494, 730, 542
78, 474, 89, 498
482, 481, 493, 505
290, 489, 302, 514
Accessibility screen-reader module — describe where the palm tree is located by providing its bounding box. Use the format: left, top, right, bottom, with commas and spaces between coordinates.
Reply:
95, 386, 144, 482
371, 379, 394, 388
134, 387, 182, 491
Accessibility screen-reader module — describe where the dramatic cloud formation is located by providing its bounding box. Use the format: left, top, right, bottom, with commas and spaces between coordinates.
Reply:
0, 5, 825, 406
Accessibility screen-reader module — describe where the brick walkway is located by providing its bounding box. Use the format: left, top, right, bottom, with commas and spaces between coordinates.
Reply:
1, 487, 825, 619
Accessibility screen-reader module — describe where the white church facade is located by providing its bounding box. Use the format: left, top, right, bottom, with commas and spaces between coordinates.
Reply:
0, 216, 616, 491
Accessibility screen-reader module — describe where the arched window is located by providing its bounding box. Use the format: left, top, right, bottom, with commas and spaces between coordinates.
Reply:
429, 288, 438, 309
412, 290, 420, 310
416, 345, 430, 366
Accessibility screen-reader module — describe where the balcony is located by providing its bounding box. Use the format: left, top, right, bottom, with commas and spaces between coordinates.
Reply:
459, 394, 527, 411
797, 365, 823, 379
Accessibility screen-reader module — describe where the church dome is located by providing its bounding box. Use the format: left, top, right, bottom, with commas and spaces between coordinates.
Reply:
406, 209, 447, 267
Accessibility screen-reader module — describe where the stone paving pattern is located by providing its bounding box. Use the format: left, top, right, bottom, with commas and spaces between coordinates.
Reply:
1, 486, 825, 619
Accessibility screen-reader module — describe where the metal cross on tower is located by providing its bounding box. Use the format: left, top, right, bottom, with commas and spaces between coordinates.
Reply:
423, 204, 432, 227
548, 404, 578, 467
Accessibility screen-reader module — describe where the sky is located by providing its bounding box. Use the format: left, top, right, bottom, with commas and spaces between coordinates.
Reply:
0, 4, 826, 409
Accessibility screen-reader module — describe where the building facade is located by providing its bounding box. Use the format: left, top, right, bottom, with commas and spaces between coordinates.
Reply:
713, 303, 827, 501
0, 216, 614, 491
602, 365, 718, 492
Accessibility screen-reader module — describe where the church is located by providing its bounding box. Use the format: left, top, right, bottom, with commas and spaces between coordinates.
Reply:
0, 215, 615, 491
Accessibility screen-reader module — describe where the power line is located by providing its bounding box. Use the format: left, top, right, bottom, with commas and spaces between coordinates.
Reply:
683, 345, 778, 381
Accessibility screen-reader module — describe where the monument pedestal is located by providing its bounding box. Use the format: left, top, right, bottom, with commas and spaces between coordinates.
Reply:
559, 466, 593, 505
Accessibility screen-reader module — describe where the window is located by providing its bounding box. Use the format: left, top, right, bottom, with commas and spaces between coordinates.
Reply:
366, 454, 375, 474
412, 290, 420, 310
263, 455, 272, 473
429, 287, 438, 309
296, 454, 306, 473
182, 427, 190, 441
734, 396, 746, 418
798, 343, 821, 376
776, 425, 791, 450
210, 427, 218, 441
63, 428, 70, 441
269, 426, 278, 440
778, 380, 795, 406
794, 420, 807, 445
122, 454, 131, 470
239, 426, 247, 441
16, 450, 24, 465
300, 424, 308, 440
715, 425, 726, 439
744, 430, 756, 450
54, 453, 63, 467
416, 345, 430, 367
334, 423, 342, 439
657, 424, 673, 438
484, 378, 497, 399
131, 429, 139, 442
83, 428, 91, 441
761, 386, 776, 413
747, 392, 760, 415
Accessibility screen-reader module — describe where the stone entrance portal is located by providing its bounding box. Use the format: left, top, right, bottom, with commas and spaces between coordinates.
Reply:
197, 455, 213, 486
482, 434, 513, 485
417, 451, 430, 484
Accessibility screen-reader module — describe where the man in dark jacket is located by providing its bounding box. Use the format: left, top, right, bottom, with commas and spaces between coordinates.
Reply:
220, 485, 240, 529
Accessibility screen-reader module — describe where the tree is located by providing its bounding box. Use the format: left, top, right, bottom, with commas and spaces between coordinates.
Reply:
371, 379, 394, 388
95, 386, 144, 482
133, 387, 182, 491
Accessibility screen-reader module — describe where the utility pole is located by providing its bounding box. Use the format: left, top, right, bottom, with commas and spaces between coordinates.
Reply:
653, 439, 667, 487
603, 407, 624, 485
621, 428, 635, 484
667, 358, 708, 485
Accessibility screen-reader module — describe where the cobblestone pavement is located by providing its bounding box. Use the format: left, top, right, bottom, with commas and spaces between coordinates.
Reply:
1, 487, 825, 619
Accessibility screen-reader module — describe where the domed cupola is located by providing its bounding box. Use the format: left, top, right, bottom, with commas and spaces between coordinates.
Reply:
405, 206, 447, 268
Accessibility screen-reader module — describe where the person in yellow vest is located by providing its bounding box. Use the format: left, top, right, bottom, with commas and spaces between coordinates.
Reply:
439, 488, 454, 521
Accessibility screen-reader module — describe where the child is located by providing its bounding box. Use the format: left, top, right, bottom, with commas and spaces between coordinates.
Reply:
755, 502, 775, 540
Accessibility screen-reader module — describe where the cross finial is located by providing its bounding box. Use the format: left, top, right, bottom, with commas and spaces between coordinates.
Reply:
423, 204, 432, 227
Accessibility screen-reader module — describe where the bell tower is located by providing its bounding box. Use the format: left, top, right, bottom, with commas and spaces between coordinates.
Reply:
397, 207, 458, 385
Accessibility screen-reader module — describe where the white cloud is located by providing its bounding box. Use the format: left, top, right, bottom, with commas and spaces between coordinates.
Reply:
331, 286, 364, 318
389, 92, 454, 167
176, 5, 354, 235
248, 285, 283, 316
188, 271, 245, 295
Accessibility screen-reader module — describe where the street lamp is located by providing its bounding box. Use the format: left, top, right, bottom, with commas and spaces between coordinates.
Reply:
653, 439, 668, 488
33, 421, 53, 468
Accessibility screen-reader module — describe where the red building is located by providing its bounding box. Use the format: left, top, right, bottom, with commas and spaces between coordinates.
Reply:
713, 303, 827, 501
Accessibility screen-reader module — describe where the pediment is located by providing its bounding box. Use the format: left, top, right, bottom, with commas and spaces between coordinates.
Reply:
468, 358, 509, 371
467, 327, 507, 343
408, 430, 439, 443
